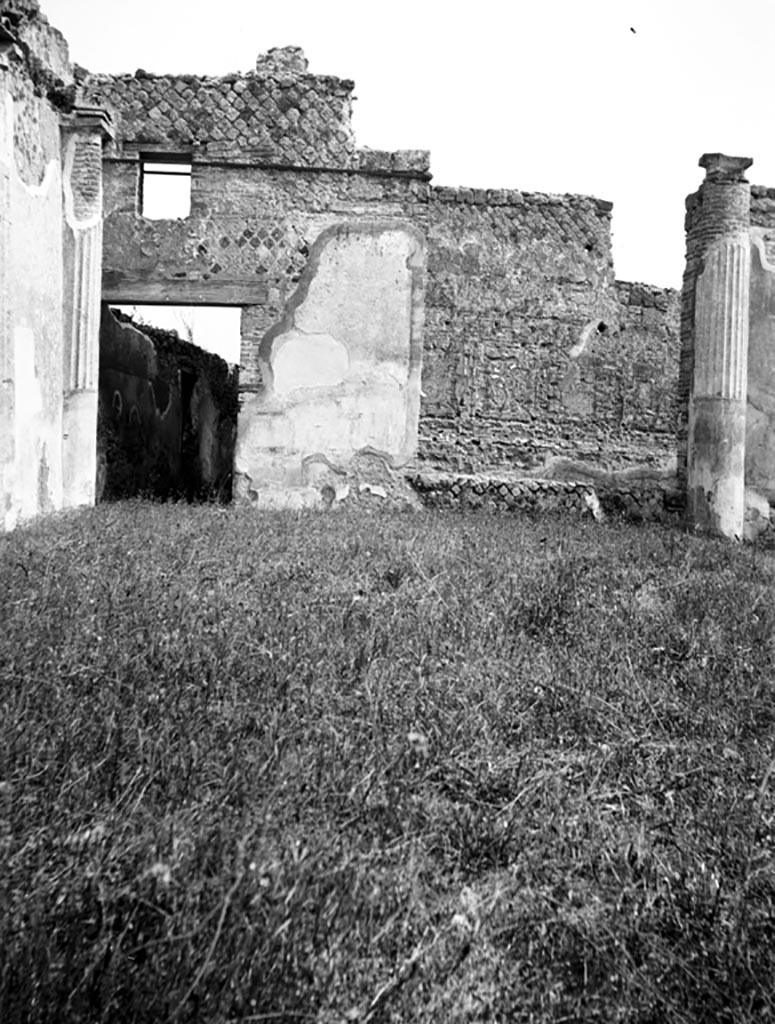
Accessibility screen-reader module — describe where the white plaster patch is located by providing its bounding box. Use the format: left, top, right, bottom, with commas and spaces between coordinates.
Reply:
236, 225, 425, 507
271, 329, 349, 394
291, 230, 414, 367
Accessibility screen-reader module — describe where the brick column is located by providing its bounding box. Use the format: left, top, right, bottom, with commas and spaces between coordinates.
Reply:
60, 106, 113, 508
686, 153, 752, 539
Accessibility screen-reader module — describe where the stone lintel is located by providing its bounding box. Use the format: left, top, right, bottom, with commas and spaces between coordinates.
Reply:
699, 153, 753, 182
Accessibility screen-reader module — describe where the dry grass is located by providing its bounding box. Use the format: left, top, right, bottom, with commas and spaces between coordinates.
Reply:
2, 500, 775, 1022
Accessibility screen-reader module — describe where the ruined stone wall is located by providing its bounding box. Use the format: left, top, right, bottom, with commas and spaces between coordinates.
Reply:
612, 280, 681, 465
26, 31, 681, 514
1, 1, 70, 528
0, 1, 110, 530
99, 309, 238, 500
418, 187, 679, 475
746, 186, 775, 501
95, 82, 680, 494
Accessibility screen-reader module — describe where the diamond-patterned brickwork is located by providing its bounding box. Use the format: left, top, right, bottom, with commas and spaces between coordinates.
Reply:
80, 66, 357, 169
407, 471, 678, 523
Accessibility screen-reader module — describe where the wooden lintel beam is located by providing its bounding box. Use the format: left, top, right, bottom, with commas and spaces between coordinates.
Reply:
102, 274, 268, 307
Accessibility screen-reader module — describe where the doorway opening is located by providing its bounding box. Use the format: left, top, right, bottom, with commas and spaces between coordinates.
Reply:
97, 305, 241, 504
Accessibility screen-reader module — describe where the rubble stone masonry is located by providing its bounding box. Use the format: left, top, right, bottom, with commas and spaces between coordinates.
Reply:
420, 186, 679, 474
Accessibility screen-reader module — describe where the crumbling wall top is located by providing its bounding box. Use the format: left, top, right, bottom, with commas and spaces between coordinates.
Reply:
80, 57, 358, 168
431, 184, 613, 217
1, 0, 71, 85
255, 46, 309, 78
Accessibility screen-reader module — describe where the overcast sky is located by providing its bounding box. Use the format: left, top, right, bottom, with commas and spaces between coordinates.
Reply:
43, 0, 775, 290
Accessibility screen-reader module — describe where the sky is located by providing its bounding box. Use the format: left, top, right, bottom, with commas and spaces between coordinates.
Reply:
42, 0, 775, 292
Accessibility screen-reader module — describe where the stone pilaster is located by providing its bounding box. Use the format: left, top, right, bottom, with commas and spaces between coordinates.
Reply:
686, 153, 752, 539
0, 30, 22, 527
60, 105, 112, 508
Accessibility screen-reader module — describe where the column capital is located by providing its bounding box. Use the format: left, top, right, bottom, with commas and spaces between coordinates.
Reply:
699, 153, 753, 182
61, 105, 114, 142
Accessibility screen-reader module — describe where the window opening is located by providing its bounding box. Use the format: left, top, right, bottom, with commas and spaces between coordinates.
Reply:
140, 157, 192, 220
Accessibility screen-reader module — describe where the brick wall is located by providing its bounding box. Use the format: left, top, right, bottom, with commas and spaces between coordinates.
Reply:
81, 53, 357, 169
612, 280, 681, 464
419, 187, 679, 473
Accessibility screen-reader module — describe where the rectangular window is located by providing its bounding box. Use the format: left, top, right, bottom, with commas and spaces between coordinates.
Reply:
140, 157, 192, 220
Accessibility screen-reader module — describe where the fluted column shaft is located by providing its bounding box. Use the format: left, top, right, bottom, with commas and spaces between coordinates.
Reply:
687, 154, 752, 539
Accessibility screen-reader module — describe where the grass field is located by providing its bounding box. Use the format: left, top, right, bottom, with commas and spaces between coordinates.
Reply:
2, 500, 775, 1023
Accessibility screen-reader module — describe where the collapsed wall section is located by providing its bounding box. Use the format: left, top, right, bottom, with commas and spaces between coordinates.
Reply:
419, 187, 679, 476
